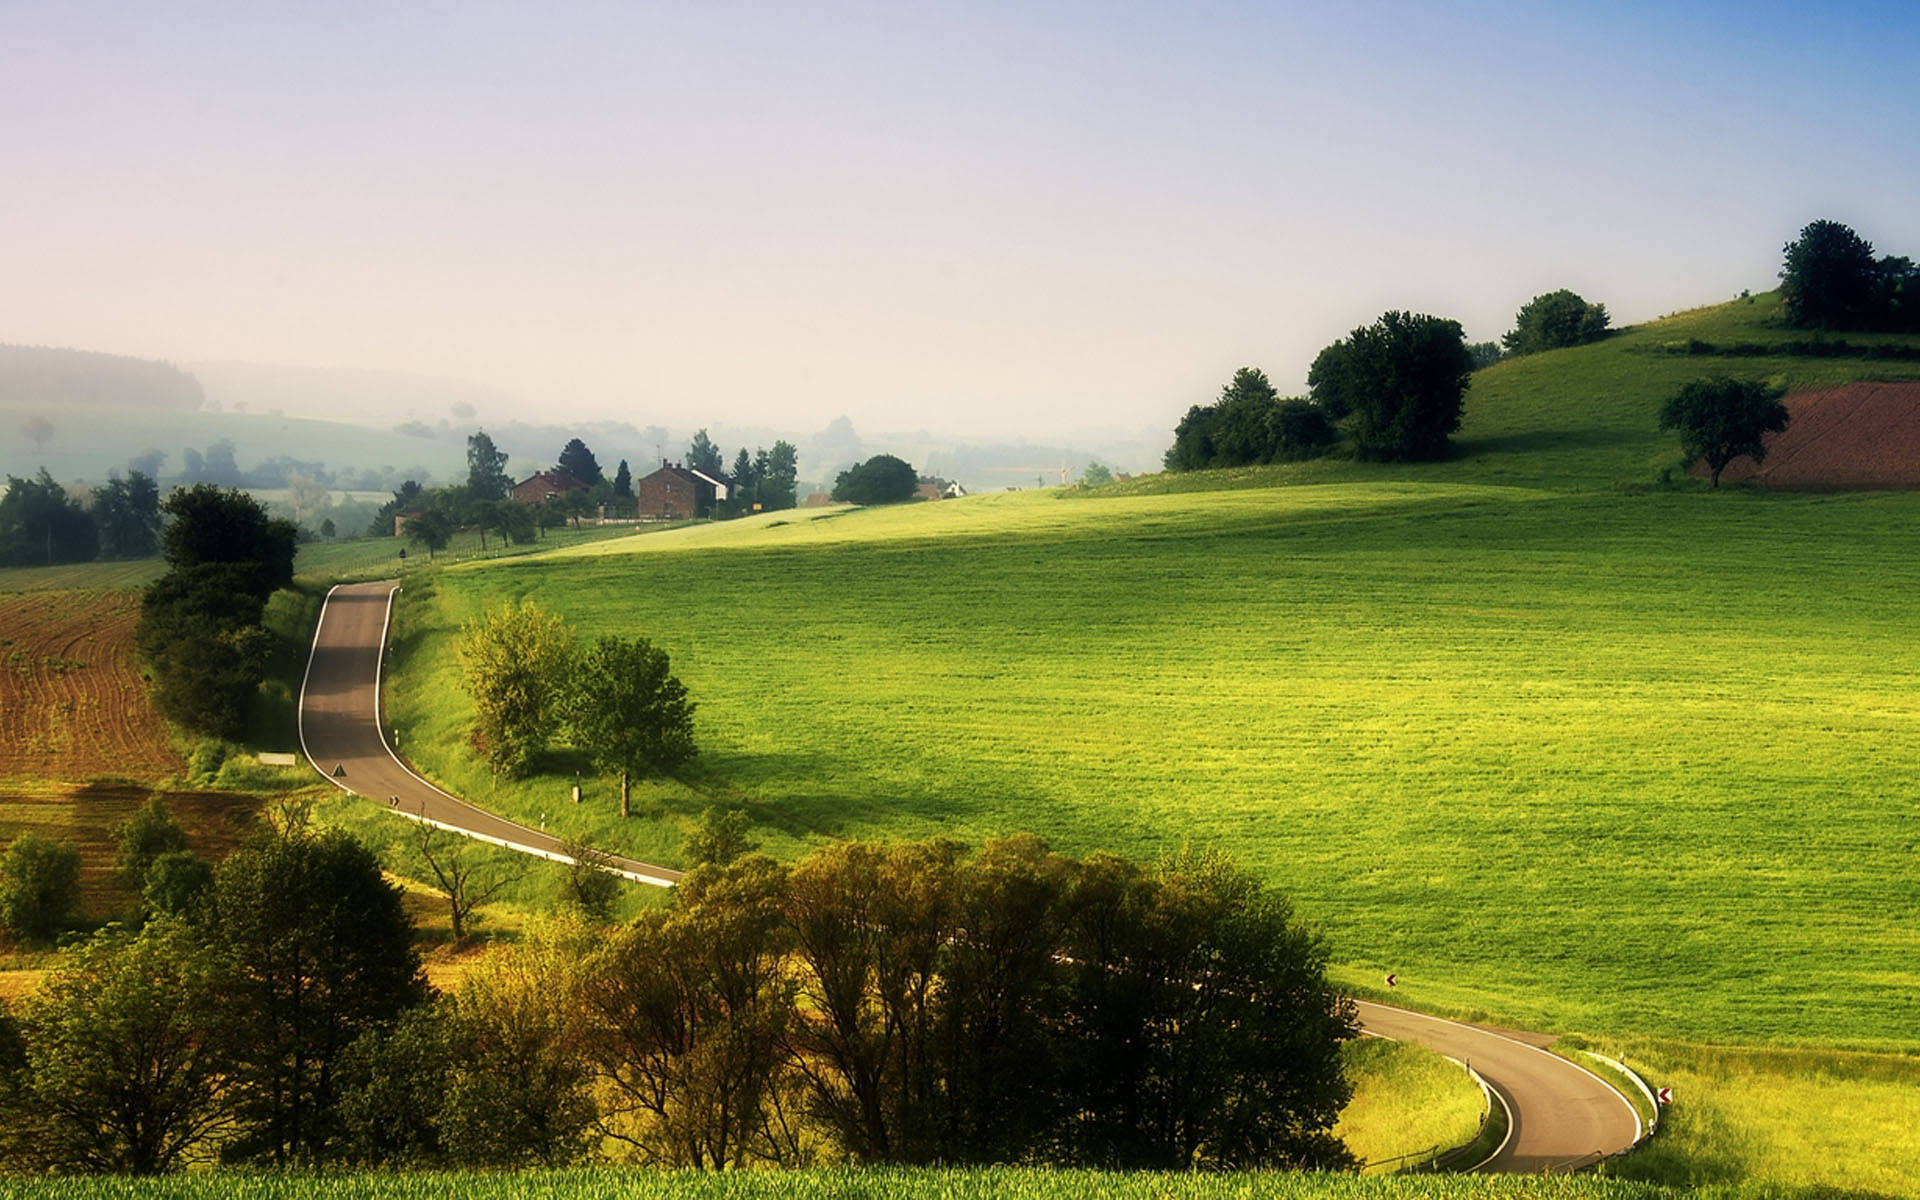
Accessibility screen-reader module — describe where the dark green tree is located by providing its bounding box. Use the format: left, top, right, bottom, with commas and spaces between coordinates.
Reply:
1658, 376, 1790, 487
0, 469, 99, 567
405, 509, 454, 561
90, 470, 163, 559
9, 921, 237, 1173
731, 447, 758, 513
1274, 399, 1339, 459
113, 795, 190, 888
143, 851, 216, 919
1311, 311, 1473, 461
1780, 219, 1880, 330
832, 454, 918, 504
564, 635, 697, 818
466, 430, 512, 501
370, 480, 425, 537
1501, 289, 1610, 355
686, 429, 724, 476
612, 459, 633, 498
0, 833, 81, 944
1164, 404, 1218, 471
557, 438, 604, 487
209, 828, 426, 1165
159, 485, 297, 594
136, 564, 273, 739
760, 441, 800, 510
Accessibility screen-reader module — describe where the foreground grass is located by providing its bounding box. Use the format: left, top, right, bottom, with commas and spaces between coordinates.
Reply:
0, 1168, 1876, 1200
389, 482, 1920, 1048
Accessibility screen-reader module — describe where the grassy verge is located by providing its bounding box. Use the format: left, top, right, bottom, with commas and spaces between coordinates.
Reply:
1336, 1036, 1485, 1171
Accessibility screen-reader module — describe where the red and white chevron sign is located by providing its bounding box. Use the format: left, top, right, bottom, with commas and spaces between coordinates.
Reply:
1656, 1087, 1673, 1104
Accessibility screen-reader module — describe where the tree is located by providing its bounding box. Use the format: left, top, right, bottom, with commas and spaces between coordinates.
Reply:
1081, 461, 1114, 487
371, 480, 425, 537
209, 827, 426, 1165
1658, 376, 1790, 487
731, 447, 758, 513
686, 429, 724, 476
1780, 219, 1880, 330
0, 833, 81, 943
90, 470, 162, 559
459, 601, 576, 775
412, 821, 522, 942
1274, 399, 1339, 460
135, 564, 274, 738
0, 469, 99, 567
831, 454, 918, 504
143, 851, 215, 919
113, 795, 189, 888
558, 836, 622, 922
557, 438, 604, 488
613, 459, 633, 498
159, 484, 297, 594
319, 517, 336, 540
1164, 404, 1218, 471
685, 807, 759, 867
1465, 341, 1504, 370
467, 430, 511, 501
1501, 289, 1610, 355
10, 921, 236, 1173
1311, 311, 1472, 461
564, 635, 697, 818
760, 441, 800, 511
406, 509, 454, 561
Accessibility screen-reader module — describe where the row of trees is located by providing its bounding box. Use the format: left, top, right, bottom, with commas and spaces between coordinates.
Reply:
134, 487, 297, 738
1779, 219, 1920, 332
458, 603, 697, 815
0, 824, 1356, 1174
0, 468, 162, 567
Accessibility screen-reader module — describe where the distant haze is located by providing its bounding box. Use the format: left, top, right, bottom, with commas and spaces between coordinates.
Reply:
5, 2, 1918, 441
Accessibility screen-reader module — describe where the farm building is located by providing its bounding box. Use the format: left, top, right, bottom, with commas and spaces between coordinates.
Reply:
636, 460, 729, 519
511, 469, 587, 505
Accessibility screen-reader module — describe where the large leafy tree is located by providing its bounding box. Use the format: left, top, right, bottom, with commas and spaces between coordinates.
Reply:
10, 921, 236, 1174
1501, 289, 1610, 355
90, 470, 162, 559
557, 438, 603, 487
1310, 311, 1473, 461
135, 564, 273, 738
760, 441, 799, 511
564, 635, 697, 818
458, 601, 576, 775
159, 485, 297, 594
210, 827, 426, 1165
0, 469, 98, 567
466, 430, 511, 501
1659, 376, 1790, 487
1780, 219, 1880, 330
831, 454, 917, 504
0, 833, 81, 944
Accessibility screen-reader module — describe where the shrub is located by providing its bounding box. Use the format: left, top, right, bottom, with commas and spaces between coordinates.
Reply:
0, 833, 82, 943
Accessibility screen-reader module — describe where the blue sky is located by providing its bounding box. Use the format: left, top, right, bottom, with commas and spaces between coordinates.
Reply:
5, 1, 1917, 437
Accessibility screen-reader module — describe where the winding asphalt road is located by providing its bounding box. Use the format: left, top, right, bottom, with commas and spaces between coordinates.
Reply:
298, 578, 1639, 1173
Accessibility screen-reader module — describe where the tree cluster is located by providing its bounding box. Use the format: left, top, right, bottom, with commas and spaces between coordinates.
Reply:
135, 486, 297, 738
0, 821, 426, 1174
681, 429, 801, 516
1309, 312, 1474, 461
1501, 290, 1610, 356
1780, 219, 1920, 332
458, 603, 696, 811
0, 468, 161, 567
1, 824, 1356, 1176
1165, 369, 1338, 471
831, 454, 918, 504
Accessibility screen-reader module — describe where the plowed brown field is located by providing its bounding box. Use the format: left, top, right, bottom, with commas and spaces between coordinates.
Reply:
0, 590, 182, 781
1709, 381, 1920, 488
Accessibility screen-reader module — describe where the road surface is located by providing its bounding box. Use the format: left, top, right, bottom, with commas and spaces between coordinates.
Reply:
298, 579, 1641, 1172
297, 580, 682, 887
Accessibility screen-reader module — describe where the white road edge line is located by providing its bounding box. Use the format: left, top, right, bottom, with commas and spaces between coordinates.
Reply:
296, 582, 678, 888
1357, 999, 1643, 1146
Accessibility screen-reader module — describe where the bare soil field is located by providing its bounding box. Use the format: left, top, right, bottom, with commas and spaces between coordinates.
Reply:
0, 589, 182, 781
0, 782, 261, 925
1711, 381, 1920, 488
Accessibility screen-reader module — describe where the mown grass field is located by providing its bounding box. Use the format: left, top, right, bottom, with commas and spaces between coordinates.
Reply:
389, 481, 1920, 1049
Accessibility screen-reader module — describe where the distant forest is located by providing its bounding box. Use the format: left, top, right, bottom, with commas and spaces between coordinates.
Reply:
0, 344, 203, 410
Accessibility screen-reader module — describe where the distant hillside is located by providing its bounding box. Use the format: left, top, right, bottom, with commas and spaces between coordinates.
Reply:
0, 343, 202, 410
188, 359, 521, 426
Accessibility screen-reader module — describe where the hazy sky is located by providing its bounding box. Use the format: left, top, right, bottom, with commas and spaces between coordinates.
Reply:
7, 1, 1918, 439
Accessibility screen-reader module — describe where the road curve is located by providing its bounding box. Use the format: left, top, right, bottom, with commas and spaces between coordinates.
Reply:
298, 581, 1639, 1172
297, 580, 682, 887
1355, 999, 1641, 1172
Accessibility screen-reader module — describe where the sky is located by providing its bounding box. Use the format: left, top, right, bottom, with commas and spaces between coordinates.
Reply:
5, 0, 1919, 441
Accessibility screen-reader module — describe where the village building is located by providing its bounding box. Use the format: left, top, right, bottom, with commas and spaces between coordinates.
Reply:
511, 469, 587, 505
635, 460, 729, 519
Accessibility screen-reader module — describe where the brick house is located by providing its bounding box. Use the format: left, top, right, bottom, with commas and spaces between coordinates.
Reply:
635, 460, 729, 519
511, 469, 586, 505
